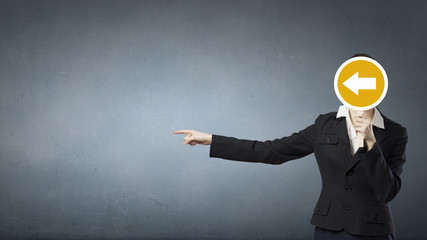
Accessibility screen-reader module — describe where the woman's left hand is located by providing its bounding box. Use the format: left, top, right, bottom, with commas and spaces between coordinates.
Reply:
354, 115, 376, 151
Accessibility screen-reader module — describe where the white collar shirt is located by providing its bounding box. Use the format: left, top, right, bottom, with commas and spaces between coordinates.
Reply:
336, 105, 385, 155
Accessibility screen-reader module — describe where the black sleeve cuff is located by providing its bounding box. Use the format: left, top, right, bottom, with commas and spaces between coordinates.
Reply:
209, 134, 227, 158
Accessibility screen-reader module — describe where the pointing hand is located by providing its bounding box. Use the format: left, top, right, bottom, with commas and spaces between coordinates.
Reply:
173, 130, 212, 146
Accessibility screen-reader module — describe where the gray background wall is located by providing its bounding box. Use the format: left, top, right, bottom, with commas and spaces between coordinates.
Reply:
0, 0, 426, 239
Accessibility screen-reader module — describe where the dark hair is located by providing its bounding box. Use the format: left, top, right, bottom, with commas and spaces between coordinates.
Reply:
350, 53, 374, 60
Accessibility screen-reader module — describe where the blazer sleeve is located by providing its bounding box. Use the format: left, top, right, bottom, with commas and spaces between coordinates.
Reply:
209, 116, 319, 165
358, 127, 408, 204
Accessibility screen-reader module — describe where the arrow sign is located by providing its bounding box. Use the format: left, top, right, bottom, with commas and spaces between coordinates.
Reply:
343, 72, 376, 95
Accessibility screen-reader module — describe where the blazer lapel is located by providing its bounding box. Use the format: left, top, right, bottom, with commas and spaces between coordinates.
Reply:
335, 117, 350, 147
373, 126, 389, 146
345, 125, 389, 172
333, 117, 357, 172
373, 107, 390, 146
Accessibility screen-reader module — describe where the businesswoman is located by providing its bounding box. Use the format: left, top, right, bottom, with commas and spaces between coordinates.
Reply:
174, 98, 407, 239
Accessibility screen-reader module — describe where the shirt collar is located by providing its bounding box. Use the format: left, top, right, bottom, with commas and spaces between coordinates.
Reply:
336, 105, 385, 129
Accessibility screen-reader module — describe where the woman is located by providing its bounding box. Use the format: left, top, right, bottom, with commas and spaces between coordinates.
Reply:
173, 55, 407, 239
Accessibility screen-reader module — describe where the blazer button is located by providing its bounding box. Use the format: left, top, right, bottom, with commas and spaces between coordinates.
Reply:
374, 214, 382, 221
347, 170, 353, 176
343, 203, 351, 211
345, 185, 352, 193
326, 138, 331, 143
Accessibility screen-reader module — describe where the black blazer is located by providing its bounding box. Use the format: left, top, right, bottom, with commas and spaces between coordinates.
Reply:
209, 110, 408, 236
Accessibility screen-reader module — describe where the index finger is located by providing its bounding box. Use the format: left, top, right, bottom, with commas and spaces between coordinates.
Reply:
173, 130, 193, 135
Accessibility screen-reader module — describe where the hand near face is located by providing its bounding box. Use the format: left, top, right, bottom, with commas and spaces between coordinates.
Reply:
354, 115, 376, 150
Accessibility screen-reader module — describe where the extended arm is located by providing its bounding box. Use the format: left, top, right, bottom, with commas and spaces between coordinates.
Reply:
209, 122, 316, 165
173, 115, 320, 164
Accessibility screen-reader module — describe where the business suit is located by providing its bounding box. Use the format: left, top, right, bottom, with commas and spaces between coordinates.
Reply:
209, 110, 408, 238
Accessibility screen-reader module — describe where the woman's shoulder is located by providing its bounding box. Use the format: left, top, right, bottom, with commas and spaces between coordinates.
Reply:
381, 113, 407, 138
313, 111, 339, 124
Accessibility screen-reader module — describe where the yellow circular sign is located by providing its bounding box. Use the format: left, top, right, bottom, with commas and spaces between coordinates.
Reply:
334, 57, 388, 110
